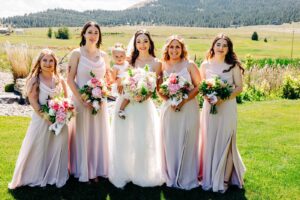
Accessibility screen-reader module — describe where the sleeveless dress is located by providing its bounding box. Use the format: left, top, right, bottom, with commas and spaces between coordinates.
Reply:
9, 80, 68, 189
68, 50, 110, 182
109, 64, 164, 188
111, 62, 129, 97
200, 60, 246, 192
160, 60, 200, 190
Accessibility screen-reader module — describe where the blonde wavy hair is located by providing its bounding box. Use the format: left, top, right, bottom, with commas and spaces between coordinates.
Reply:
162, 35, 188, 62
25, 48, 60, 97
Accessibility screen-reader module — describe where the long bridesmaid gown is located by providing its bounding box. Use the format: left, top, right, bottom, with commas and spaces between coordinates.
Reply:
69, 49, 110, 182
160, 60, 200, 190
200, 60, 246, 192
9, 80, 68, 189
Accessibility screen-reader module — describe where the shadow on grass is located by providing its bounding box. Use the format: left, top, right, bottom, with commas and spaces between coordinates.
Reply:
8, 176, 246, 200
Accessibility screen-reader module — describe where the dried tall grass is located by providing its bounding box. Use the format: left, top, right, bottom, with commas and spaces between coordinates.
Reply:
244, 65, 300, 95
4, 42, 34, 81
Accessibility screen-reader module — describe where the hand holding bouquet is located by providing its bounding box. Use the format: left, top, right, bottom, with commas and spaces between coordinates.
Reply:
199, 76, 232, 114
79, 71, 110, 115
41, 95, 75, 135
122, 64, 157, 102
159, 73, 193, 107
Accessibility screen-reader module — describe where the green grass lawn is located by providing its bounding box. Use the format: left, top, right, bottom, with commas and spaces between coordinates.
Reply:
0, 100, 299, 199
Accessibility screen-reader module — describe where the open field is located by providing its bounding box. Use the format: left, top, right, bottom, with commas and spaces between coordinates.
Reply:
0, 100, 299, 199
0, 23, 300, 62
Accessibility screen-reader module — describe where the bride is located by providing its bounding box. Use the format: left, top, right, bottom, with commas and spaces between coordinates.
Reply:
109, 30, 164, 188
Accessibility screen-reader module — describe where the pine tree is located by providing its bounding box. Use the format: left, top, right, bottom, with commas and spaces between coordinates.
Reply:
251, 31, 258, 41
47, 27, 52, 38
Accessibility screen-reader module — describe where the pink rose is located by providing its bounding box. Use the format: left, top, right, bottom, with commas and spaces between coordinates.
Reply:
169, 74, 178, 84
52, 103, 60, 111
91, 78, 98, 85
63, 101, 69, 108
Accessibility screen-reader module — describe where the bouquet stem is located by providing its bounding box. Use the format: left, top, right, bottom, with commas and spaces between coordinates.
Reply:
210, 104, 218, 114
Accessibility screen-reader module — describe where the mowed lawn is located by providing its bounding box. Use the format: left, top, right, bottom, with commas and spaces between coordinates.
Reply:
0, 100, 299, 200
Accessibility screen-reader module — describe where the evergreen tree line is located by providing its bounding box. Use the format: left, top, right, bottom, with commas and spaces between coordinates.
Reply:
2, 0, 300, 28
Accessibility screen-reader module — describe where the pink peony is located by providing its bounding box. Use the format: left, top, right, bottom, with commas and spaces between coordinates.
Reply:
56, 110, 67, 123
92, 87, 102, 98
168, 83, 181, 95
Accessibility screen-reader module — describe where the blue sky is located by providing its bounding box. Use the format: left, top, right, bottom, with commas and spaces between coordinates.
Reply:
0, 0, 145, 17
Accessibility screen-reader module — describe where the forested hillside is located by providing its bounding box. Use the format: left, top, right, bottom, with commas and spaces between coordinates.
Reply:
2, 0, 300, 27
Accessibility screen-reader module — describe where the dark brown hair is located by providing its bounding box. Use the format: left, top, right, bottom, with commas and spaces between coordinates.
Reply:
80, 21, 102, 48
130, 30, 155, 66
206, 33, 244, 74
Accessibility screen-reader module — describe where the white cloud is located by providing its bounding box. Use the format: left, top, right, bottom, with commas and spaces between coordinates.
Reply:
0, 0, 144, 17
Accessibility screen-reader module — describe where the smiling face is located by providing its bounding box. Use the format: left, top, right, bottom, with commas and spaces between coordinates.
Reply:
168, 39, 182, 60
84, 25, 99, 46
40, 54, 56, 73
213, 38, 229, 57
135, 34, 150, 53
112, 50, 126, 65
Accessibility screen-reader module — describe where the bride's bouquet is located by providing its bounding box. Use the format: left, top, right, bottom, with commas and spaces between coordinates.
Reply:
79, 71, 110, 115
159, 73, 193, 106
199, 76, 232, 114
122, 64, 157, 102
41, 95, 75, 135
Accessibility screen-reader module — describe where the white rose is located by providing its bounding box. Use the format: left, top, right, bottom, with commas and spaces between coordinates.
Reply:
92, 100, 100, 111
49, 108, 56, 116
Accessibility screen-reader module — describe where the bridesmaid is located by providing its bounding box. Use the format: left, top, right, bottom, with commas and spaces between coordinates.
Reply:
9, 49, 69, 189
200, 33, 246, 193
67, 21, 111, 182
159, 35, 201, 190
109, 30, 164, 188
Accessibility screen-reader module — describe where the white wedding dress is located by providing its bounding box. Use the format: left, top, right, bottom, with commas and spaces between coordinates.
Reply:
109, 65, 164, 188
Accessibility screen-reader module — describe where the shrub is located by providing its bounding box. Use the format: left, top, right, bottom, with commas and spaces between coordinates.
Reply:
55, 27, 70, 39
244, 54, 255, 70
237, 86, 266, 103
4, 83, 14, 92
281, 75, 300, 99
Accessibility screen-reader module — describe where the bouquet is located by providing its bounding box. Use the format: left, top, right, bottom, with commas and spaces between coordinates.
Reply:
41, 95, 75, 135
159, 73, 193, 106
79, 71, 110, 115
122, 64, 157, 102
199, 76, 232, 114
